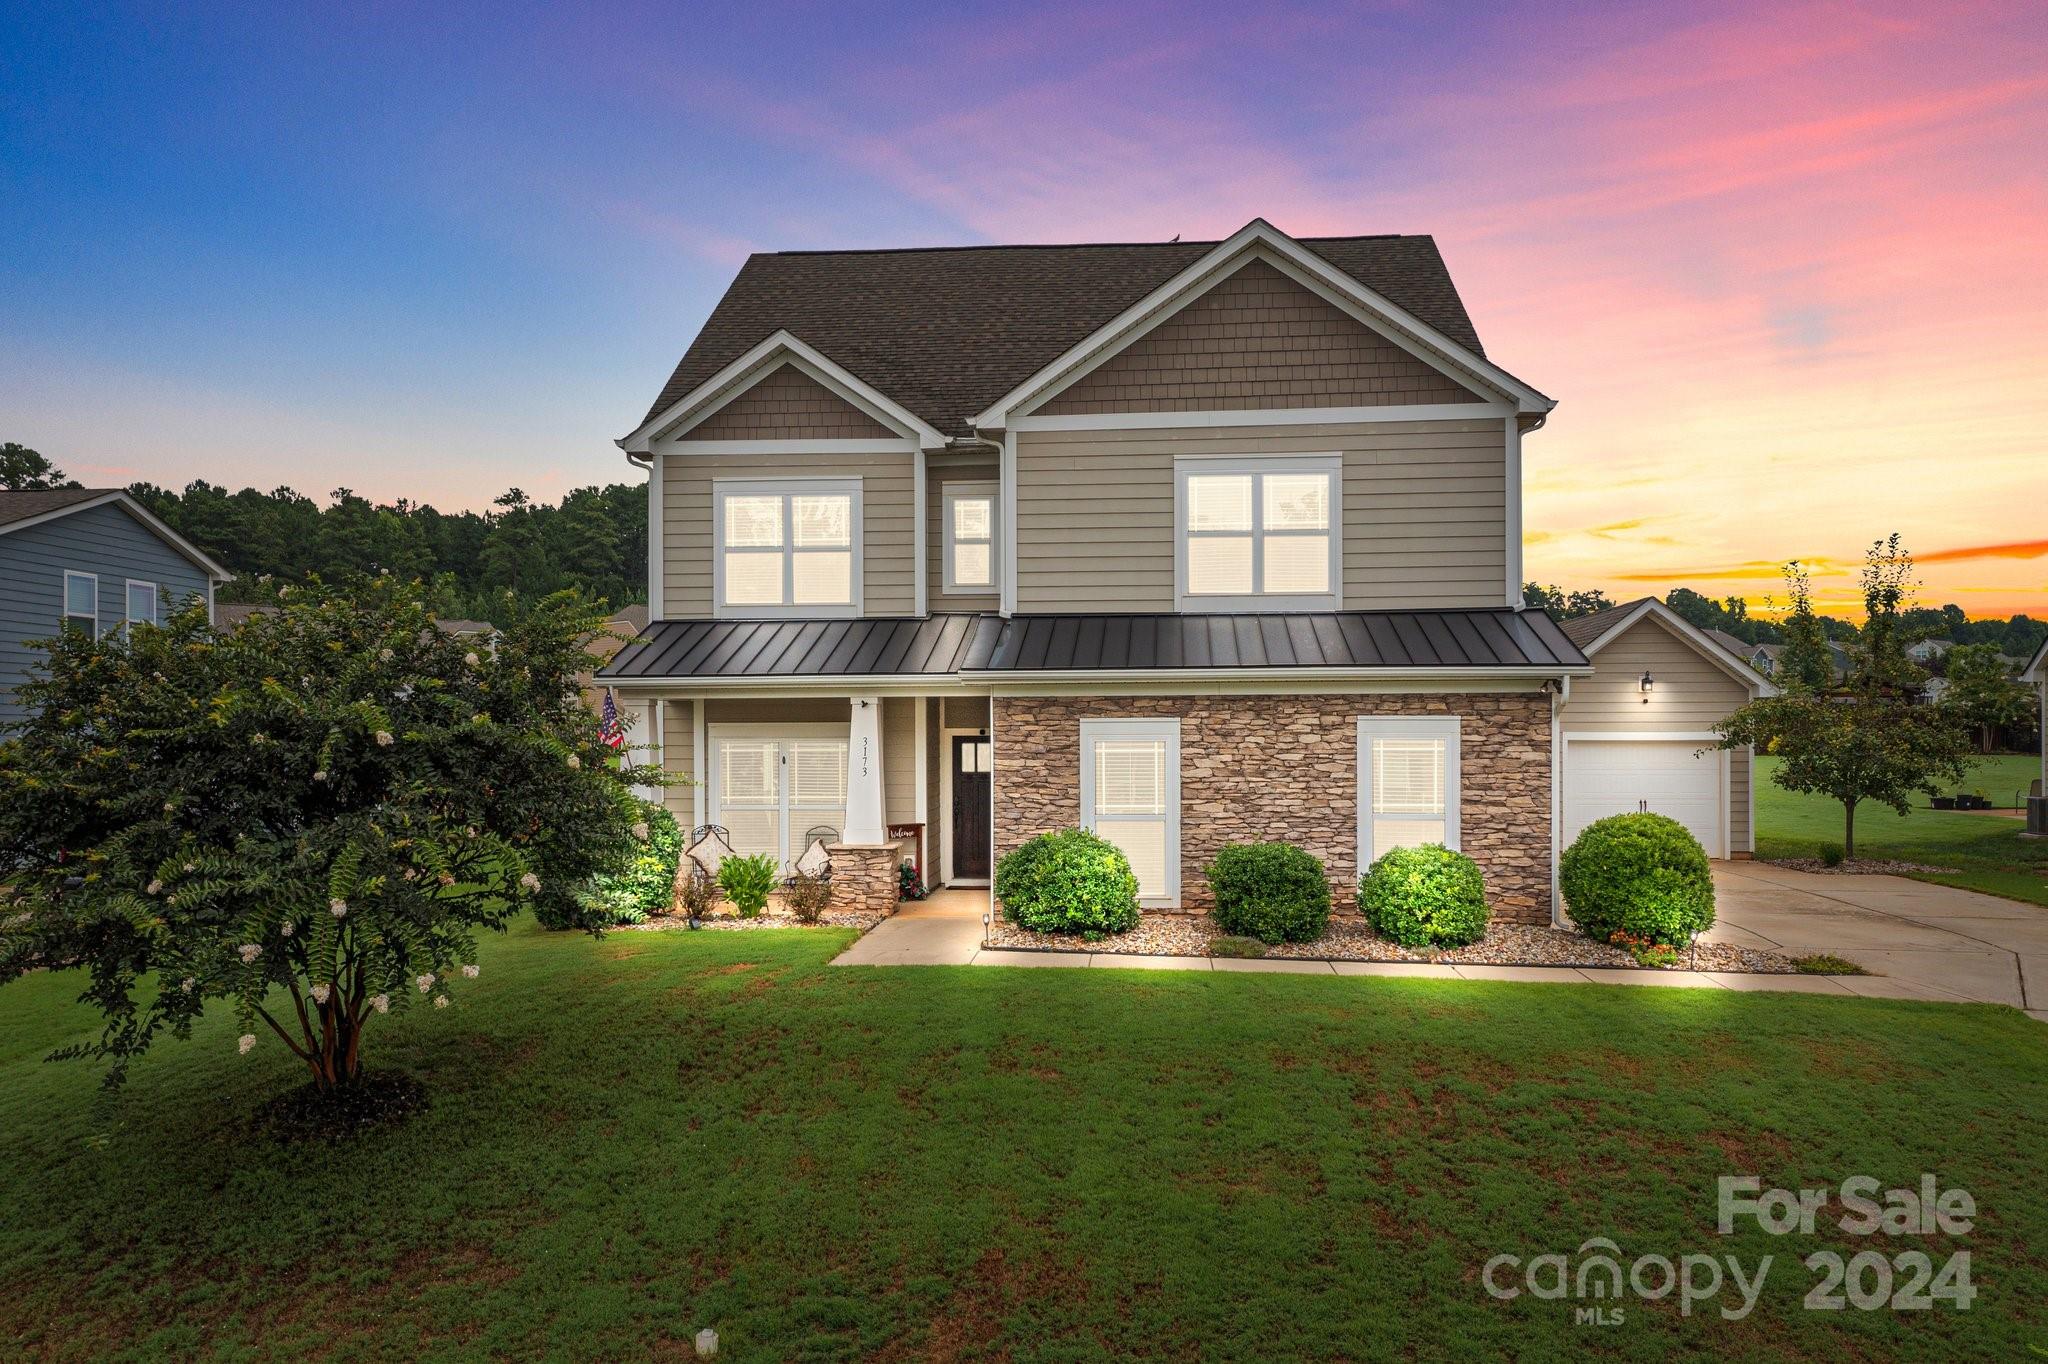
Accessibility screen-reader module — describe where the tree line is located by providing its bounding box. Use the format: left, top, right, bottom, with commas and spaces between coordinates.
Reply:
5, 442, 645, 624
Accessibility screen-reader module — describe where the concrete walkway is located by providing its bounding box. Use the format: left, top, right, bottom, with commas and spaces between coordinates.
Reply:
833, 869, 2047, 1020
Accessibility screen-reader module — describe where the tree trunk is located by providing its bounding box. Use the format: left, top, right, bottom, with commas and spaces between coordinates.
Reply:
1843, 801, 1856, 861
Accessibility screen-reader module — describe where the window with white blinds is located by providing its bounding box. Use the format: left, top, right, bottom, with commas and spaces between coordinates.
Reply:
1357, 717, 1461, 869
943, 482, 997, 592
713, 479, 861, 617
1176, 457, 1340, 611
709, 728, 851, 868
1080, 719, 1181, 906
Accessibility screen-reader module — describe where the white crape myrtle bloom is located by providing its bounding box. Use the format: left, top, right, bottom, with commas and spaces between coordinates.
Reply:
183, 862, 196, 872
438, 871, 455, 886
566, 754, 581, 770
371, 993, 391, 1014
329, 898, 348, 918
375, 730, 394, 747
434, 994, 450, 1009
520, 872, 541, 893
279, 920, 294, 937
464, 651, 480, 666
146, 879, 163, 895
238, 943, 262, 963
461, 964, 479, 979
416, 973, 435, 993
238, 1035, 256, 1054
378, 647, 395, 662
179, 977, 195, 993
310, 983, 331, 1005
632, 822, 650, 842
313, 770, 328, 783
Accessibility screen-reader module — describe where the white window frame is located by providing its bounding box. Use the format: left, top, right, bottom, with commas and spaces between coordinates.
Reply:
711, 477, 863, 619
125, 578, 159, 629
941, 481, 998, 594
705, 722, 853, 869
62, 571, 98, 636
1078, 717, 1181, 908
1173, 454, 1342, 612
1356, 715, 1462, 870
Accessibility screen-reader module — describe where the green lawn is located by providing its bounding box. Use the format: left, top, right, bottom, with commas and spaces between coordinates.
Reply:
1756, 754, 2048, 906
4, 923, 2045, 1361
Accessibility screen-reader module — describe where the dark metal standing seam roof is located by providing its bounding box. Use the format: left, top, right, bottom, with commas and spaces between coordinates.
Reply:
597, 609, 1587, 681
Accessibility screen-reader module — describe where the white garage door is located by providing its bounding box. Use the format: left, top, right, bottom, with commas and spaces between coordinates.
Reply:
1565, 740, 1724, 856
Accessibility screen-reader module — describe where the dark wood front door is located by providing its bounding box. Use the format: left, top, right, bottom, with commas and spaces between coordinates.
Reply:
951, 735, 992, 879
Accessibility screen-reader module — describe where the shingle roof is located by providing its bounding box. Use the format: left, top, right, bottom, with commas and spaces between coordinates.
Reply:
0, 487, 114, 529
641, 235, 1487, 437
599, 608, 1586, 681
1558, 598, 1655, 650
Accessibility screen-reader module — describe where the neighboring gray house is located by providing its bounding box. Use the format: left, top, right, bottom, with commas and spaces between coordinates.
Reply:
0, 488, 231, 724
598, 218, 1778, 922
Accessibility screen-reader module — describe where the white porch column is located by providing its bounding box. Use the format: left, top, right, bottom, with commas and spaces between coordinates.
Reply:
845, 695, 886, 845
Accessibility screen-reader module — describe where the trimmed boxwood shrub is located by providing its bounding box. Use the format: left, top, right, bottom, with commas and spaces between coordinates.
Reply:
995, 828, 1141, 935
1560, 813, 1715, 945
1205, 842, 1331, 944
1360, 844, 1488, 947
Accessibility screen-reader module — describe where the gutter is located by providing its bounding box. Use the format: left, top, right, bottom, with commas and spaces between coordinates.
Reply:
599, 665, 1591, 688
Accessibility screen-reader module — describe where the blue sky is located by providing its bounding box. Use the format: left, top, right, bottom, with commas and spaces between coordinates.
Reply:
5, 1, 2046, 611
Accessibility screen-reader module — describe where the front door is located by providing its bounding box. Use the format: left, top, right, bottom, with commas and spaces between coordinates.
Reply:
951, 735, 992, 879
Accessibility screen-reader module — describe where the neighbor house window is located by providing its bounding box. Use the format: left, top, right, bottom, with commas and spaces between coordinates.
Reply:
1175, 456, 1340, 610
713, 478, 861, 617
62, 571, 97, 636
1079, 718, 1181, 907
1357, 716, 1461, 869
126, 580, 159, 629
943, 482, 997, 593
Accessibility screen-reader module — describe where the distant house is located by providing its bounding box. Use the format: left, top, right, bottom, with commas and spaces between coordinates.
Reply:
1748, 640, 1850, 683
0, 488, 231, 724
1905, 638, 1953, 664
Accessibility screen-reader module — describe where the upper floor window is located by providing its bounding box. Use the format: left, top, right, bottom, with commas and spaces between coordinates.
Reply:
1174, 456, 1341, 611
62, 571, 97, 636
126, 579, 159, 629
713, 478, 862, 618
943, 482, 997, 593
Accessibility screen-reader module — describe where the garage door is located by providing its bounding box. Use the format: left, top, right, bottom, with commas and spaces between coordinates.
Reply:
1564, 740, 1724, 856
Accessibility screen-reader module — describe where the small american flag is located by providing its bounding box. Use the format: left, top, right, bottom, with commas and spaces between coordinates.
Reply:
598, 688, 626, 750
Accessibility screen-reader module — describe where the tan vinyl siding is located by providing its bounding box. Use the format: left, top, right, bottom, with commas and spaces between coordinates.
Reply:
884, 696, 916, 824
685, 364, 895, 439
1562, 616, 1752, 730
1014, 418, 1507, 612
1037, 259, 1481, 415
661, 451, 915, 618
659, 699, 696, 825
927, 454, 1001, 612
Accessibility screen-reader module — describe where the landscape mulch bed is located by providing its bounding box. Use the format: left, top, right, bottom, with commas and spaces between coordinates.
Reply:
983, 915, 1797, 972
624, 908, 888, 934
1767, 857, 1951, 875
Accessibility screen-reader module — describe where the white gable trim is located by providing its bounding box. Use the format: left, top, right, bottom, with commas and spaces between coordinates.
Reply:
619, 330, 946, 454
0, 491, 234, 581
1577, 600, 1779, 697
1009, 401, 1509, 432
972, 220, 1554, 429
2021, 635, 2047, 683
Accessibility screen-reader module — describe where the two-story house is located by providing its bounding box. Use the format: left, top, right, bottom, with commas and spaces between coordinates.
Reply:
1, 488, 229, 725
598, 220, 1772, 920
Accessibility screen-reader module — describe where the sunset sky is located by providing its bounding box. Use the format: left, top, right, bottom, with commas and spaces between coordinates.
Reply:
4, 2, 2044, 617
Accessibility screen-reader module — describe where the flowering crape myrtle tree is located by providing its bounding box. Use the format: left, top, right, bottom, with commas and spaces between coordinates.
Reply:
0, 577, 645, 1093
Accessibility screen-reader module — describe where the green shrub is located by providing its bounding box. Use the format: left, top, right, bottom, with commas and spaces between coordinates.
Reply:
1209, 934, 1268, 959
1818, 842, 1845, 868
1359, 844, 1489, 947
995, 828, 1141, 935
1792, 953, 1867, 975
1205, 842, 1331, 945
717, 853, 779, 919
542, 799, 681, 930
1560, 813, 1715, 946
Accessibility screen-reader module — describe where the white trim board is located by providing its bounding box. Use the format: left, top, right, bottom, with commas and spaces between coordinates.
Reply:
973, 220, 1554, 428
621, 332, 945, 453
937, 721, 993, 886
664, 438, 915, 456
1009, 402, 1510, 432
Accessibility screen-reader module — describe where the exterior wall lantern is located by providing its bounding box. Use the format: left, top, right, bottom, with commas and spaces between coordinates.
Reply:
1639, 670, 1655, 702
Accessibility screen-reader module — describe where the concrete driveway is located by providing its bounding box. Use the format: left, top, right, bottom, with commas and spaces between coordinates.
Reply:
1709, 861, 2047, 1017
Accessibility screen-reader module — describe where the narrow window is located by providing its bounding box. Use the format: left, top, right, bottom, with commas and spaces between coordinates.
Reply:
62, 571, 98, 637
126, 580, 159, 629
1357, 717, 1461, 870
1177, 457, 1339, 610
1080, 718, 1181, 907
714, 480, 861, 617
943, 483, 997, 593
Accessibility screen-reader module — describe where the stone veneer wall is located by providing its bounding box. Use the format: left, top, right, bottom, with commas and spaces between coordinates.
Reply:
827, 842, 903, 915
993, 693, 1553, 923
